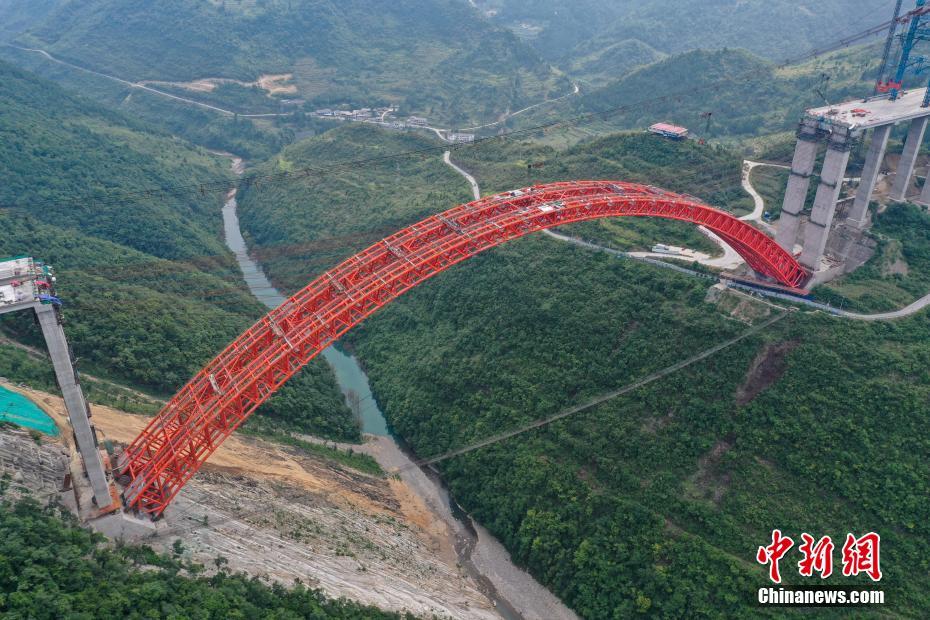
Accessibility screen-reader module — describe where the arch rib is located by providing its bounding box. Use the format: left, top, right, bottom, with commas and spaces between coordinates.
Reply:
116, 181, 807, 517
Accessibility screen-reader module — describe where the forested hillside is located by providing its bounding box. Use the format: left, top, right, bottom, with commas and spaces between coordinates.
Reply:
0, 0, 58, 40
0, 60, 356, 441
473, 0, 895, 77
236, 124, 474, 291
513, 44, 883, 144
346, 232, 930, 617
8, 0, 567, 126
237, 125, 754, 292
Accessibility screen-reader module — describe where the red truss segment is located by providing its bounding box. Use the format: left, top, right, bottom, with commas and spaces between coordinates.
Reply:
117, 181, 807, 517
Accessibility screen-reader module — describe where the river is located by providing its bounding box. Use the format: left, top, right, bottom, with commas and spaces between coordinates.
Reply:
220, 156, 577, 620
220, 191, 389, 436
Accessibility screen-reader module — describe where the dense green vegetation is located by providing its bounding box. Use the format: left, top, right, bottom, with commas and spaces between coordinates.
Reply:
516, 44, 885, 144
10, 0, 567, 126
0, 498, 408, 618
564, 38, 665, 88
237, 124, 474, 291
345, 232, 930, 618
235, 120, 930, 616
4, 5, 930, 617
245, 365, 361, 442
0, 45, 296, 160
238, 125, 758, 293
473, 0, 895, 74
0, 60, 234, 261
453, 132, 753, 254
817, 203, 930, 312
0, 0, 59, 40
0, 60, 357, 441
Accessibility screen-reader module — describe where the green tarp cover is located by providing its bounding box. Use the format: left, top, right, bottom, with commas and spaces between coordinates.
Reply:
0, 386, 59, 436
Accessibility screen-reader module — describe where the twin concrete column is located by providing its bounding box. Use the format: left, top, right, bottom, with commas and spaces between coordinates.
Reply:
800, 129, 853, 270
775, 125, 820, 253
890, 116, 928, 202
35, 305, 112, 507
847, 124, 891, 228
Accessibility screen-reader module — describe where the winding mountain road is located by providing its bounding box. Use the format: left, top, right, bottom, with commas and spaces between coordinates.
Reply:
440, 151, 930, 321
6, 45, 289, 118
11, 44, 581, 134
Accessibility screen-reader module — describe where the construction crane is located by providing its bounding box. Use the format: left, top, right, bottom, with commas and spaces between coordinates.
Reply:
698, 112, 713, 145
875, 0, 930, 105
875, 0, 905, 95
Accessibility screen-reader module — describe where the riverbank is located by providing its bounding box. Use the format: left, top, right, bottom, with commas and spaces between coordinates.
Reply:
221, 152, 577, 619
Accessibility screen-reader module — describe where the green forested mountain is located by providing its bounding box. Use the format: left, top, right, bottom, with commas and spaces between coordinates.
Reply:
564, 37, 665, 88
0, 0, 58, 40
7, 0, 568, 126
0, 60, 357, 440
513, 44, 883, 144
473, 0, 896, 77
237, 124, 474, 291
347, 232, 930, 617
0, 60, 233, 262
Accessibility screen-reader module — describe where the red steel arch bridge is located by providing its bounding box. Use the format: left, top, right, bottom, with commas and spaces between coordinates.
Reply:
116, 181, 807, 517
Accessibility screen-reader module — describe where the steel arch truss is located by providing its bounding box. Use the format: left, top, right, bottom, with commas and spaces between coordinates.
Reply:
117, 181, 807, 517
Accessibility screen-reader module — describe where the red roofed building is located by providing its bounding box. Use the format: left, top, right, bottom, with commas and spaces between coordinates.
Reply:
648, 122, 689, 140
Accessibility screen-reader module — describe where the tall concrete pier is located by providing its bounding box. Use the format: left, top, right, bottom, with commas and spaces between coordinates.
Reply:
777, 87, 930, 274
0, 256, 114, 510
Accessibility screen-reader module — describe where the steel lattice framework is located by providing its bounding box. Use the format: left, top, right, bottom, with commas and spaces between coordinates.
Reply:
117, 181, 807, 517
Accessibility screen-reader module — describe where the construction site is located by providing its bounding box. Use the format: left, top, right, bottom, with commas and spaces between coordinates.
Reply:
5, 1, 930, 618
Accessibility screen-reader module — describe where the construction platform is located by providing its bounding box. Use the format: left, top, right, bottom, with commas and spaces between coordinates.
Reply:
806, 87, 930, 132
0, 255, 44, 314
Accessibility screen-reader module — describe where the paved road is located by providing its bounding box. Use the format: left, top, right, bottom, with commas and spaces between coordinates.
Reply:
8, 45, 290, 118
13, 44, 579, 135
443, 151, 481, 199
830, 293, 930, 320
626, 159, 794, 270
440, 151, 930, 322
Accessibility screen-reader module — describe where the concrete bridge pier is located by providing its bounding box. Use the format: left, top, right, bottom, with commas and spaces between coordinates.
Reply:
800, 128, 853, 271
918, 169, 930, 205
890, 116, 928, 202
775, 122, 820, 253
847, 124, 892, 228
35, 304, 114, 509
774, 88, 930, 284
